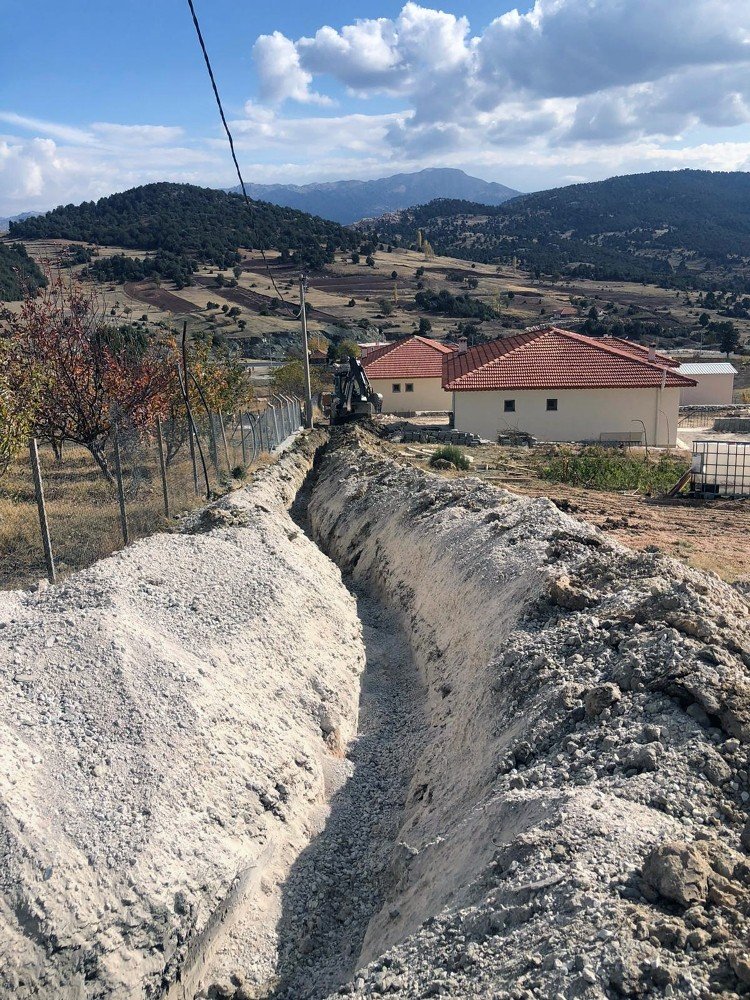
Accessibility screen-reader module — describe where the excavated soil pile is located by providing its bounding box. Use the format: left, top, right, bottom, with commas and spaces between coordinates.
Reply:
300, 426, 750, 1000
1, 425, 750, 1000
0, 431, 366, 999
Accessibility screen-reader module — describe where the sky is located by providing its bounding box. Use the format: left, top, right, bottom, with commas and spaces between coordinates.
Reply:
1, 0, 750, 216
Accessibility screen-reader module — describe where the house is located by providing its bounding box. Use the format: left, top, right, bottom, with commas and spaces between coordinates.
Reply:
442, 326, 697, 447
308, 349, 329, 367
363, 335, 455, 413
675, 362, 737, 405
551, 306, 579, 321
599, 338, 679, 368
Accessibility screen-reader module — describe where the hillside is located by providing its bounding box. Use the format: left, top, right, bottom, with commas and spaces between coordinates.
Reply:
229, 168, 520, 224
363, 170, 750, 290
9, 183, 357, 270
0, 242, 46, 301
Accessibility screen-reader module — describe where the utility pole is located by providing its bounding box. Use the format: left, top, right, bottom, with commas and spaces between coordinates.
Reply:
299, 273, 314, 429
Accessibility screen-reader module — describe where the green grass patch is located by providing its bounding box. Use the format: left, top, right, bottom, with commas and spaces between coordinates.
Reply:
538, 446, 688, 493
430, 445, 471, 471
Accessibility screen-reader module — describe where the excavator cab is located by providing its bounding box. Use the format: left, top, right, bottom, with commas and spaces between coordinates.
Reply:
329, 356, 383, 425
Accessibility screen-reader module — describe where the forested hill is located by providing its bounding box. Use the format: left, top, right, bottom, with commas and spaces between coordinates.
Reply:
0, 243, 46, 301
364, 170, 750, 289
9, 183, 357, 269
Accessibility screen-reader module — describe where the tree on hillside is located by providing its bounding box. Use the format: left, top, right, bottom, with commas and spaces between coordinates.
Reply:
2, 275, 173, 480
711, 320, 740, 356
271, 360, 325, 398
0, 341, 36, 477
328, 339, 362, 362
418, 317, 432, 335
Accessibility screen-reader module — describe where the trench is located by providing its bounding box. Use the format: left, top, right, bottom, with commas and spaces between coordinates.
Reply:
259, 468, 429, 999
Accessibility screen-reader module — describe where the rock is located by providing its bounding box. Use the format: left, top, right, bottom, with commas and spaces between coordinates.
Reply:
584, 683, 622, 718
731, 952, 750, 986
549, 575, 597, 611
642, 841, 710, 907
623, 744, 661, 773
741, 818, 750, 853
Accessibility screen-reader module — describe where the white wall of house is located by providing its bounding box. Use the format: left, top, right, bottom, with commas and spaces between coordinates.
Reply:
452, 386, 682, 447
368, 376, 450, 413
679, 374, 734, 405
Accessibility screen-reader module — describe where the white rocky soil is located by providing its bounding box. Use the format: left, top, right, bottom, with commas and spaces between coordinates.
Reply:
0, 431, 365, 998
1, 425, 749, 1000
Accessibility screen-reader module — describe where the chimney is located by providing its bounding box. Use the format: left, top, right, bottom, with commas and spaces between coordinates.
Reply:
648, 344, 656, 361
456, 337, 469, 354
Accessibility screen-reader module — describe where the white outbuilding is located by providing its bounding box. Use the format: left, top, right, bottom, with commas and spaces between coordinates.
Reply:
676, 362, 737, 405
443, 326, 697, 447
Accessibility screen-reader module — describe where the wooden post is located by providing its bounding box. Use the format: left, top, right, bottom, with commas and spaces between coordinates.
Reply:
156, 417, 170, 518
29, 438, 56, 584
113, 427, 129, 546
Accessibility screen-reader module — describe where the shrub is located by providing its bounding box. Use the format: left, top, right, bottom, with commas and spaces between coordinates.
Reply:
430, 445, 470, 471
538, 446, 688, 493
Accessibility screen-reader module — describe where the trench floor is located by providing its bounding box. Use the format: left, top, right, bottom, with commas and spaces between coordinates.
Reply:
266, 590, 427, 999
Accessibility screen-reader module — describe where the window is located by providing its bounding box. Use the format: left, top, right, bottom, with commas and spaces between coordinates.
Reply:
405, 383, 414, 393
546, 398, 558, 411
392, 383, 401, 393
504, 399, 516, 413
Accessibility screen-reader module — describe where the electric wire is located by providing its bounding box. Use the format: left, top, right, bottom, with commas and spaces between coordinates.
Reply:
185, 0, 302, 317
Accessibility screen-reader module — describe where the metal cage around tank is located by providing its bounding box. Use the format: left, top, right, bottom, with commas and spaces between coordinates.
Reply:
690, 440, 750, 498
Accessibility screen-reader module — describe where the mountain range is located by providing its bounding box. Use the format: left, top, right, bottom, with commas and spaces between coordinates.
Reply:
228, 168, 520, 225
0, 211, 40, 233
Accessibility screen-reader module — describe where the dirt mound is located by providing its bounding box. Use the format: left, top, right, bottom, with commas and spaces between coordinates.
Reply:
2, 423, 749, 999
301, 426, 750, 999
0, 431, 365, 999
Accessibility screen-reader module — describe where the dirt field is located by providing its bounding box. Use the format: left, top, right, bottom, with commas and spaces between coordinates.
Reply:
123, 280, 201, 313
11, 239, 750, 377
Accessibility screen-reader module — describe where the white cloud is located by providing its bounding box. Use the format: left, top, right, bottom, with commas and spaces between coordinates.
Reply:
90, 123, 186, 145
0, 119, 225, 216
251, 0, 750, 155
252, 31, 331, 105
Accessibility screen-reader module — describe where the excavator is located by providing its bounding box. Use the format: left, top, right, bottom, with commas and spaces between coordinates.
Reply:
326, 356, 383, 425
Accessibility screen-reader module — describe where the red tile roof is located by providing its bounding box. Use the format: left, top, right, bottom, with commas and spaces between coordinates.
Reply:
599, 337, 679, 368
442, 327, 697, 392
363, 336, 455, 379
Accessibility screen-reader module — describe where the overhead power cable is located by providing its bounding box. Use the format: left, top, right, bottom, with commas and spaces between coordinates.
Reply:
185, 0, 301, 317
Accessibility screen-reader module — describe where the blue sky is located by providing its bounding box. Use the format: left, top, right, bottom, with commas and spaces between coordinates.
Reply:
1, 0, 750, 215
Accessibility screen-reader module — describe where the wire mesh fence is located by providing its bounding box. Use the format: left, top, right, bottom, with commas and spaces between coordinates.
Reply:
678, 405, 750, 428
0, 396, 303, 590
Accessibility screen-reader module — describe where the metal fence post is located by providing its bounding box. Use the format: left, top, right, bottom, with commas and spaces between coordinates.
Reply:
269, 402, 280, 450
238, 412, 248, 466
156, 417, 170, 518
218, 414, 231, 473
274, 396, 288, 439
188, 419, 199, 494
113, 427, 129, 546
28, 438, 56, 584
207, 413, 219, 470
248, 413, 258, 463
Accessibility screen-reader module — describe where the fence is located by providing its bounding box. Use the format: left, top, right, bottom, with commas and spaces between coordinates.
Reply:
690, 440, 750, 498
678, 405, 750, 428
1, 396, 303, 590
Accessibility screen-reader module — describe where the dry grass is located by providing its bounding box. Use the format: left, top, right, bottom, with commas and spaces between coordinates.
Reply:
0, 433, 253, 591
